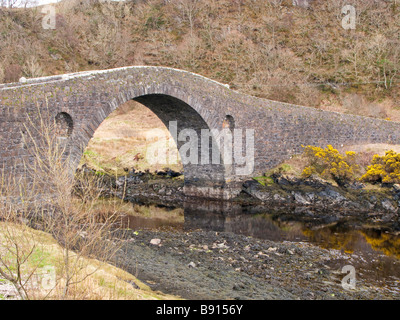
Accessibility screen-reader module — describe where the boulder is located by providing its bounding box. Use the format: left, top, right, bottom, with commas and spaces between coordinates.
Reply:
150, 239, 162, 245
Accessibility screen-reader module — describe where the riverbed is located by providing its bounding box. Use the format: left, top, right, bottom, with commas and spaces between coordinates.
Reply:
108, 198, 400, 300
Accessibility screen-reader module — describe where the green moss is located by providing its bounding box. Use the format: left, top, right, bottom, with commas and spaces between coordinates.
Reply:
253, 176, 274, 186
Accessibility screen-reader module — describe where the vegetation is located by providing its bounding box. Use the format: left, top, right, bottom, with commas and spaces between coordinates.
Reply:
258, 144, 400, 188
361, 150, 400, 184
301, 145, 359, 186
0, 105, 179, 300
0, 222, 178, 300
0, 0, 399, 119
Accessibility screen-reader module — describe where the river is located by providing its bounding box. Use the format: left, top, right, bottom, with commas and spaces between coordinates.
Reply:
107, 197, 400, 299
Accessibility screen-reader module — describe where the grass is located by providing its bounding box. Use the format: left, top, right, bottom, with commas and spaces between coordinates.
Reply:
253, 176, 274, 186
0, 222, 180, 300
80, 101, 183, 176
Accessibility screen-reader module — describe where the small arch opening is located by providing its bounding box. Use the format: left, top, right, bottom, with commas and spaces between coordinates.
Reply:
55, 112, 73, 138
222, 115, 235, 130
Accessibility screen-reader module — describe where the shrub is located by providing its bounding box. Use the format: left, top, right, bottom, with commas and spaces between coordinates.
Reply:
301, 145, 358, 186
4, 64, 21, 83
361, 150, 400, 184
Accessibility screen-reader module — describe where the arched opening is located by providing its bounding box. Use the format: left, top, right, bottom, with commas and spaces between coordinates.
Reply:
79, 94, 226, 189
80, 100, 183, 175
55, 112, 73, 138
132, 94, 226, 186
222, 115, 235, 131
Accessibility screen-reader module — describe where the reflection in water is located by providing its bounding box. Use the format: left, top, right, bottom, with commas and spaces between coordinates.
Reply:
362, 230, 400, 259
120, 203, 184, 231
118, 198, 400, 289
302, 226, 400, 259
122, 215, 184, 231
184, 208, 307, 242
119, 199, 400, 262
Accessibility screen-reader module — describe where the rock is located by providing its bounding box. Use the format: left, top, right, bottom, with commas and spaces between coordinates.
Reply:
381, 199, 396, 212
294, 206, 314, 215
216, 243, 229, 249
251, 190, 272, 201
346, 181, 365, 190
127, 280, 140, 289
293, 192, 312, 205
243, 180, 260, 189
361, 200, 375, 210
0, 280, 19, 299
158, 187, 166, 194
273, 193, 286, 202
188, 262, 196, 268
167, 169, 182, 177
150, 239, 161, 245
318, 187, 346, 203
393, 184, 400, 192
293, 0, 314, 8
116, 177, 126, 186
303, 175, 330, 188
381, 183, 394, 188
242, 180, 273, 201
275, 176, 291, 186
382, 212, 396, 222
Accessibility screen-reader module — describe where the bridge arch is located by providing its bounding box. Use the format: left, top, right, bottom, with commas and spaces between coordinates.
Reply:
3, 66, 400, 199
67, 89, 231, 199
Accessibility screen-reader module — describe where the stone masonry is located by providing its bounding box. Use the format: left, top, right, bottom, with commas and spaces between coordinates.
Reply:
1, 66, 400, 199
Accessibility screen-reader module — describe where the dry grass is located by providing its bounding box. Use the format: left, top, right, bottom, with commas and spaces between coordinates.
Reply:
0, 222, 179, 300
319, 94, 400, 121
1, 0, 399, 112
337, 143, 400, 155
0, 103, 182, 300
80, 101, 183, 175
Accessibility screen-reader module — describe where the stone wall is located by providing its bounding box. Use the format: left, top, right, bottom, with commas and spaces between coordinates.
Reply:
1, 66, 400, 199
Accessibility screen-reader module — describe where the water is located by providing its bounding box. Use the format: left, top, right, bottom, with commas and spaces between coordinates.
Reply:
114, 201, 400, 295
119, 199, 400, 258
117, 198, 400, 290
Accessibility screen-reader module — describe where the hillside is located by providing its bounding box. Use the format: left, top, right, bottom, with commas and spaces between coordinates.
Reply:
0, 0, 399, 117
2, 0, 400, 173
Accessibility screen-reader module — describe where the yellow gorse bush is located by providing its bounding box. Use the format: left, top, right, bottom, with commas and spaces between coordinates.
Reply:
301, 145, 358, 186
361, 150, 400, 184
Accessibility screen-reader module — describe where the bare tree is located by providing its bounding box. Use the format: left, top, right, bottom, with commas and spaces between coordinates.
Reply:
175, 0, 201, 36
0, 170, 48, 300
0, 100, 125, 299
0, 0, 36, 8
22, 104, 125, 299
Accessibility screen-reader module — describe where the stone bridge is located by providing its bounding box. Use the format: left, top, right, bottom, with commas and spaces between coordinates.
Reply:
1, 66, 400, 199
